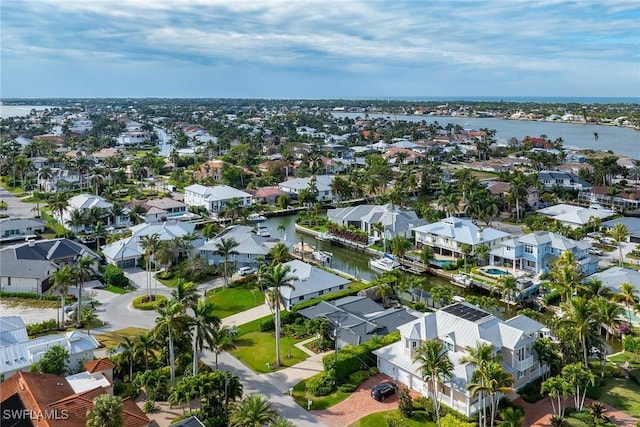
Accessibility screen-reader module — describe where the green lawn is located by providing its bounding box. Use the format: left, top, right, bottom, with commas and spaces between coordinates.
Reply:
348, 410, 435, 427
207, 287, 265, 318
103, 285, 128, 294
229, 330, 309, 373
94, 327, 149, 349
598, 377, 640, 418
293, 375, 351, 410
608, 352, 640, 369
2, 298, 60, 309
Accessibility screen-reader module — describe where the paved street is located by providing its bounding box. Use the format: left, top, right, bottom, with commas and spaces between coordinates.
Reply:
0, 186, 37, 218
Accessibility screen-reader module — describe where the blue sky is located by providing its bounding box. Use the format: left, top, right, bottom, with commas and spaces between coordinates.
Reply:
2, 0, 639, 99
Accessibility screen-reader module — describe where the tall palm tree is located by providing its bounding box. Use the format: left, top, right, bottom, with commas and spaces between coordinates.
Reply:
119, 336, 136, 382
50, 265, 73, 329
616, 282, 637, 324
178, 231, 199, 260
213, 237, 239, 287
139, 233, 161, 296
412, 340, 454, 427
73, 256, 97, 327
154, 240, 177, 274
229, 394, 277, 427
595, 298, 623, 343
559, 297, 597, 367
607, 223, 629, 266
550, 251, 583, 303
419, 244, 434, 273
152, 300, 188, 386
461, 342, 500, 427
191, 299, 221, 376
259, 263, 297, 366
209, 324, 237, 371
268, 242, 291, 265
499, 275, 518, 315
171, 279, 200, 308
134, 333, 157, 371
68, 209, 86, 234
482, 362, 513, 427
507, 177, 528, 221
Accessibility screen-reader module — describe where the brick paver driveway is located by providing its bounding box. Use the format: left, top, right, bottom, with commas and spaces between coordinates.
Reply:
313, 374, 420, 427
516, 397, 638, 427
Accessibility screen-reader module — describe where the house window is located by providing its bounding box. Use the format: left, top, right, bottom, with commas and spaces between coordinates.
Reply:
412, 341, 418, 349
299, 296, 304, 301
339, 285, 345, 290
405, 339, 410, 349
318, 291, 324, 296
517, 370, 526, 380
443, 341, 454, 352
518, 347, 526, 361
525, 245, 534, 254
506, 246, 512, 251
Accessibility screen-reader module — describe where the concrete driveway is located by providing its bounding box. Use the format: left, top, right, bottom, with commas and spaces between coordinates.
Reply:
0, 186, 38, 218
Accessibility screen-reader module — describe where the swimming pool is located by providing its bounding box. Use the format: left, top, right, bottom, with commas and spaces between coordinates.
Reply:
623, 309, 640, 325
432, 259, 453, 267
482, 268, 510, 276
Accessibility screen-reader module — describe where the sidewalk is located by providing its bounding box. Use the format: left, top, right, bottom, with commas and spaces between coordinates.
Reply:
221, 302, 272, 327
260, 337, 326, 394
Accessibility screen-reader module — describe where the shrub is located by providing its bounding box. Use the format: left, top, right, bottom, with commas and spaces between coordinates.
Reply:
0, 291, 61, 302
568, 410, 595, 426
519, 378, 544, 403
142, 400, 158, 413
260, 318, 275, 332
585, 385, 601, 399
348, 369, 373, 386
413, 301, 427, 312
292, 281, 372, 311
280, 310, 299, 325
623, 336, 640, 353
113, 381, 140, 399
544, 289, 562, 305
338, 383, 357, 393
398, 387, 413, 418
103, 264, 128, 288
132, 294, 167, 310
628, 369, 640, 386
307, 370, 336, 396
26, 319, 58, 337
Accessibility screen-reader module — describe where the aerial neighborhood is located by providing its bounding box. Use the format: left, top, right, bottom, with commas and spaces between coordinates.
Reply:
1, 99, 640, 427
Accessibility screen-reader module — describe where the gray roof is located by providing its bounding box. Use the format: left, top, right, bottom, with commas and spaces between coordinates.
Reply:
184, 184, 252, 201
587, 267, 640, 294
298, 296, 418, 346
279, 260, 351, 301
413, 217, 509, 245
278, 175, 334, 192
328, 204, 428, 235
200, 225, 280, 257
0, 218, 45, 234
67, 194, 112, 210
602, 217, 640, 237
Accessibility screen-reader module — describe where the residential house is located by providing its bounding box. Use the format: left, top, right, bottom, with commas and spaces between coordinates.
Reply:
0, 218, 45, 242
38, 168, 81, 192
490, 231, 598, 276
184, 184, 253, 215
0, 370, 150, 426
57, 194, 113, 233
538, 171, 592, 190
0, 238, 100, 294
373, 302, 547, 417
536, 204, 615, 229
486, 181, 539, 211
276, 260, 352, 310
298, 296, 418, 349
193, 160, 225, 182
101, 221, 203, 269
199, 225, 280, 268
413, 217, 510, 260
278, 175, 336, 202
0, 316, 100, 380
126, 198, 191, 223
579, 186, 640, 212
587, 267, 640, 296
601, 217, 640, 243
247, 186, 288, 205
327, 204, 428, 242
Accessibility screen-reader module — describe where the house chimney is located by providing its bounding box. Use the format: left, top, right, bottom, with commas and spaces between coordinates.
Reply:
477, 228, 484, 242
28, 239, 35, 247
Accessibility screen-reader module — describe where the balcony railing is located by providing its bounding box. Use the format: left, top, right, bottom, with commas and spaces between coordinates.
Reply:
515, 356, 534, 371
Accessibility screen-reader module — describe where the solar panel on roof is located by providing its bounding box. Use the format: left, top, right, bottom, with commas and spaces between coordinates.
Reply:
441, 303, 491, 322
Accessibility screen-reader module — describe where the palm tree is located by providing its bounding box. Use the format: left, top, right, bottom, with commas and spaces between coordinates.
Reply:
229, 394, 277, 427
550, 251, 583, 303
86, 394, 124, 427
483, 362, 513, 427
412, 340, 454, 427
191, 299, 221, 376
68, 209, 86, 234
559, 297, 597, 367
499, 275, 518, 315
119, 336, 136, 382
155, 240, 177, 274
139, 233, 161, 296
213, 237, 239, 287
607, 223, 629, 266
172, 279, 200, 308
209, 324, 237, 370
507, 177, 528, 221
268, 242, 291, 265
73, 256, 97, 327
461, 342, 500, 427
152, 300, 188, 386
50, 265, 73, 329
259, 263, 297, 366
134, 333, 157, 371
616, 282, 637, 324
419, 244, 434, 273
498, 406, 524, 427
49, 192, 70, 225
595, 298, 623, 344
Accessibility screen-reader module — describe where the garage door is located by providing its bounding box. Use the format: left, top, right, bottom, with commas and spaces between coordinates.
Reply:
397, 369, 411, 388
411, 375, 426, 394
378, 358, 395, 378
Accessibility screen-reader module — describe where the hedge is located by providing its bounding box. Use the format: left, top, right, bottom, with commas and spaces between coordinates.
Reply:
323, 331, 400, 382
292, 281, 373, 311
0, 291, 65, 302
132, 294, 167, 310
26, 319, 59, 337
624, 336, 640, 354
260, 318, 275, 332
543, 288, 562, 305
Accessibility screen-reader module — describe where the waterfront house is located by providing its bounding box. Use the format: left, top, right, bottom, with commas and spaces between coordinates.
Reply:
536, 204, 614, 229
126, 197, 191, 223
101, 221, 203, 269
601, 217, 640, 243
199, 225, 280, 269
0, 238, 100, 294
0, 218, 45, 242
586, 267, 640, 295
327, 204, 428, 242
248, 186, 289, 205
579, 186, 640, 212
486, 181, 539, 211
490, 231, 598, 276
298, 296, 418, 349
373, 302, 547, 417
184, 184, 253, 215
413, 217, 510, 260
278, 175, 336, 202
277, 260, 352, 310
0, 316, 100, 380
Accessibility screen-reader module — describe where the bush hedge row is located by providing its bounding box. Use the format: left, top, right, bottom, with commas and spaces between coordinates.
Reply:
0, 291, 64, 302
132, 294, 167, 310
26, 319, 59, 337
292, 281, 373, 311
322, 331, 400, 383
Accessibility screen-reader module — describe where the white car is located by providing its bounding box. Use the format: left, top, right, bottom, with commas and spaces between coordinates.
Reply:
64, 300, 96, 313
238, 266, 256, 276
589, 248, 604, 256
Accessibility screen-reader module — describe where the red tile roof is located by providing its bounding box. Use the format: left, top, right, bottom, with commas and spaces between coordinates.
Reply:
83, 358, 115, 374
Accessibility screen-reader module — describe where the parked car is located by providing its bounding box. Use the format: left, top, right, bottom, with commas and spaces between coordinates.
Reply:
601, 237, 617, 245
238, 266, 256, 276
587, 232, 604, 239
64, 300, 96, 313
371, 381, 398, 401
589, 248, 604, 256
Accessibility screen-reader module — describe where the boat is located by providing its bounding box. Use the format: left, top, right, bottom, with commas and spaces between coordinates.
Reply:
451, 273, 473, 287
369, 253, 400, 272
312, 250, 333, 264
247, 213, 268, 223
256, 226, 271, 237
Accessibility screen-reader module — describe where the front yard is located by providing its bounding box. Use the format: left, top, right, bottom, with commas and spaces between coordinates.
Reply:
348, 410, 435, 427
206, 284, 265, 318
94, 327, 149, 349
598, 378, 640, 418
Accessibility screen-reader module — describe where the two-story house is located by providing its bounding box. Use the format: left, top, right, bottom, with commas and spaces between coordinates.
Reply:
199, 225, 280, 269
184, 184, 253, 215
489, 231, 598, 276
373, 302, 547, 417
413, 217, 510, 260
278, 175, 336, 202
538, 171, 592, 190
58, 194, 113, 233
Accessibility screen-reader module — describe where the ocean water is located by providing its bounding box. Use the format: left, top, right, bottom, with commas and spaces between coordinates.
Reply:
0, 105, 57, 118
369, 96, 640, 104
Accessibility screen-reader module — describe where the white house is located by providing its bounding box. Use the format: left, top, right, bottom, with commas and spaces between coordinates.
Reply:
199, 225, 280, 268
0, 218, 45, 242
374, 303, 547, 417
278, 175, 336, 202
536, 204, 614, 229
0, 316, 100, 380
58, 194, 113, 233
184, 184, 253, 214
413, 217, 510, 260
327, 204, 428, 241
